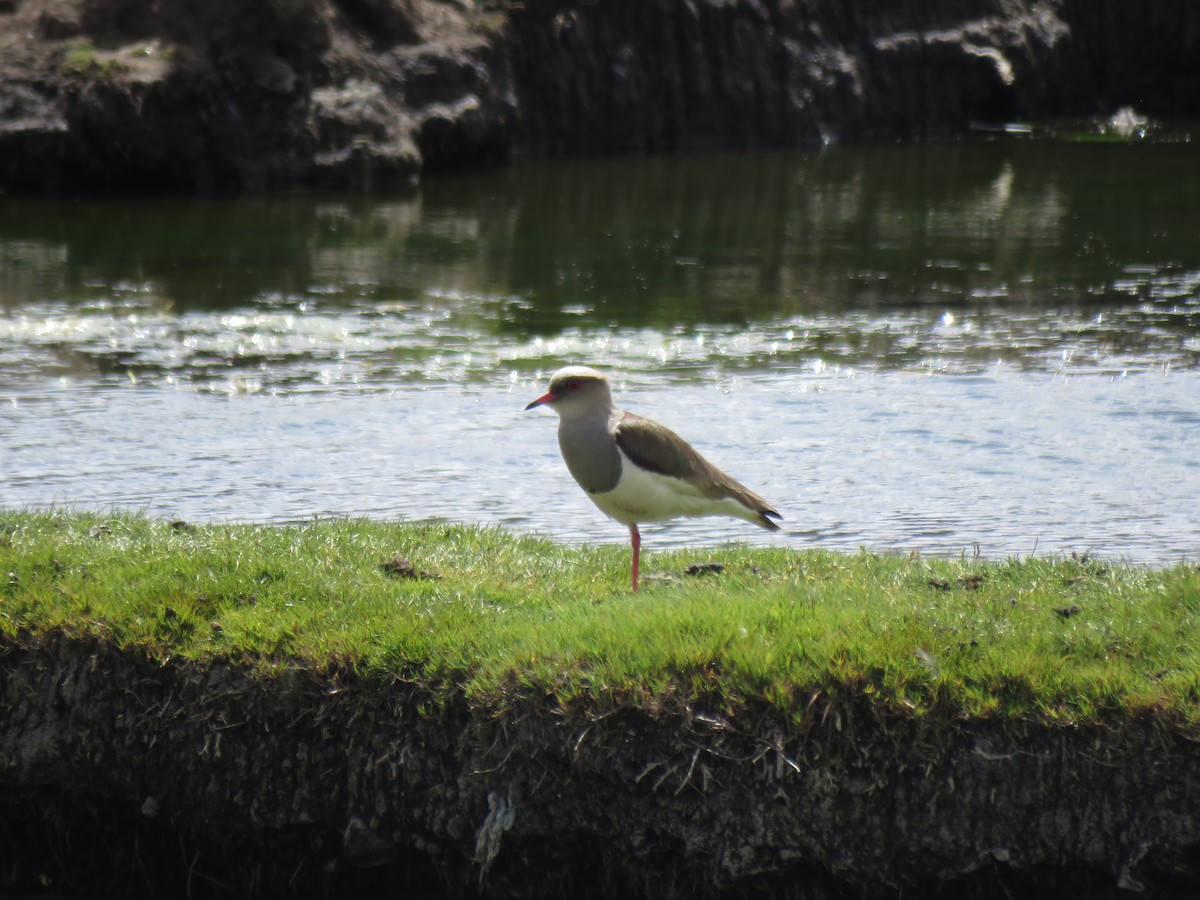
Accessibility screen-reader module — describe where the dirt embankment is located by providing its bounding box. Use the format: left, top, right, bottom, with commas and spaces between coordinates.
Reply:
2, 632, 1199, 898
0, 0, 513, 192
1, 0, 1199, 193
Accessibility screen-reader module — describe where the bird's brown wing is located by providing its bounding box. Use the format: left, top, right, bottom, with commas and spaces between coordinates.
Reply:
613, 413, 707, 482
614, 412, 782, 528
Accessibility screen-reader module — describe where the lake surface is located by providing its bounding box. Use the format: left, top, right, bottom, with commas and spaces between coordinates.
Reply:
2, 137, 1199, 564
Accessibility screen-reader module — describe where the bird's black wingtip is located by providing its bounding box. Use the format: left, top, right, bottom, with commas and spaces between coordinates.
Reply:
760, 509, 783, 531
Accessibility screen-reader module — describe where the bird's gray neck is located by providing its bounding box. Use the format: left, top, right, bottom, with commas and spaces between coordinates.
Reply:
557, 409, 622, 494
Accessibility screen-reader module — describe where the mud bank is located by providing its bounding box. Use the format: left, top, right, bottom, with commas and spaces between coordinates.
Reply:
2, 632, 1199, 898
1, 0, 1199, 193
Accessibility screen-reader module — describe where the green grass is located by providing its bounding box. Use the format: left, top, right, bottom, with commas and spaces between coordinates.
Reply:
3, 510, 1199, 729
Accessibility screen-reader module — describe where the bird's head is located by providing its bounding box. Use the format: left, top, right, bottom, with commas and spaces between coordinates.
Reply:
525, 365, 613, 417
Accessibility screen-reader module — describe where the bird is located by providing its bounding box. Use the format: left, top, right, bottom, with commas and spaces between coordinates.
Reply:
525, 365, 781, 591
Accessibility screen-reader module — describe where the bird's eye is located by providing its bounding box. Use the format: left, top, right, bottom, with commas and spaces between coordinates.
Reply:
565, 378, 580, 391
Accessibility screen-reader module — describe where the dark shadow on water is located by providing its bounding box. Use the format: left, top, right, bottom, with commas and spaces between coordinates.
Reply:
3, 136, 1200, 336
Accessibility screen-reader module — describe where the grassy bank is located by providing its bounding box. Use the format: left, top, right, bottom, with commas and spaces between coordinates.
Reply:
2, 511, 1198, 728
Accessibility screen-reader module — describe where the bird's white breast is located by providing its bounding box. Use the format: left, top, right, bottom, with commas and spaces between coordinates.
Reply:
587, 448, 762, 526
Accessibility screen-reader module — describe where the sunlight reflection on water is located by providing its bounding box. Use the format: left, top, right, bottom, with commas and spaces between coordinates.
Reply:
2, 293, 1196, 393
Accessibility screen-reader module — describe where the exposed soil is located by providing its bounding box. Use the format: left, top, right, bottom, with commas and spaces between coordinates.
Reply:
0, 0, 514, 192
2, 0, 1200, 193
3, 631, 1200, 898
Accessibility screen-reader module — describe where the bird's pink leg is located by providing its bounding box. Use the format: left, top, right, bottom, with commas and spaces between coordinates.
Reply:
629, 523, 641, 592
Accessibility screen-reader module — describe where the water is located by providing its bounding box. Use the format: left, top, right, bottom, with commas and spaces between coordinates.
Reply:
2, 138, 1199, 564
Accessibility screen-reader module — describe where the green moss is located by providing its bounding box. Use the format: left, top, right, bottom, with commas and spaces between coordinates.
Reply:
2, 510, 1198, 729
59, 39, 129, 81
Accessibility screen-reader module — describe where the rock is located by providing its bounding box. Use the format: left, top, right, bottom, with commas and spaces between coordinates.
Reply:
311, 79, 421, 186
36, 1, 82, 39
0, 85, 69, 193
1, 0, 1200, 192
337, 0, 425, 47
245, 52, 299, 94
379, 554, 439, 579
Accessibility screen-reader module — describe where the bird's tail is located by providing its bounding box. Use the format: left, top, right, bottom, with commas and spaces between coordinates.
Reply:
756, 509, 783, 532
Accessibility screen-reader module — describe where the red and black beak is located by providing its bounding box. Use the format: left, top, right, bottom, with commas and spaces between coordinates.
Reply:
524, 391, 558, 410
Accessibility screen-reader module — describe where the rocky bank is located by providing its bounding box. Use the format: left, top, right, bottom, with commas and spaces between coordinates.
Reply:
1, 0, 1199, 193
3, 631, 1200, 898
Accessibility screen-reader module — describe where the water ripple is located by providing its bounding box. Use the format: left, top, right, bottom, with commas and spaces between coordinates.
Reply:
3, 289, 1198, 395
3, 143, 1200, 561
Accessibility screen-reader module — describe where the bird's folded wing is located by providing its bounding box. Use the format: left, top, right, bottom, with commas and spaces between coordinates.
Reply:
615, 412, 782, 529
614, 413, 737, 500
